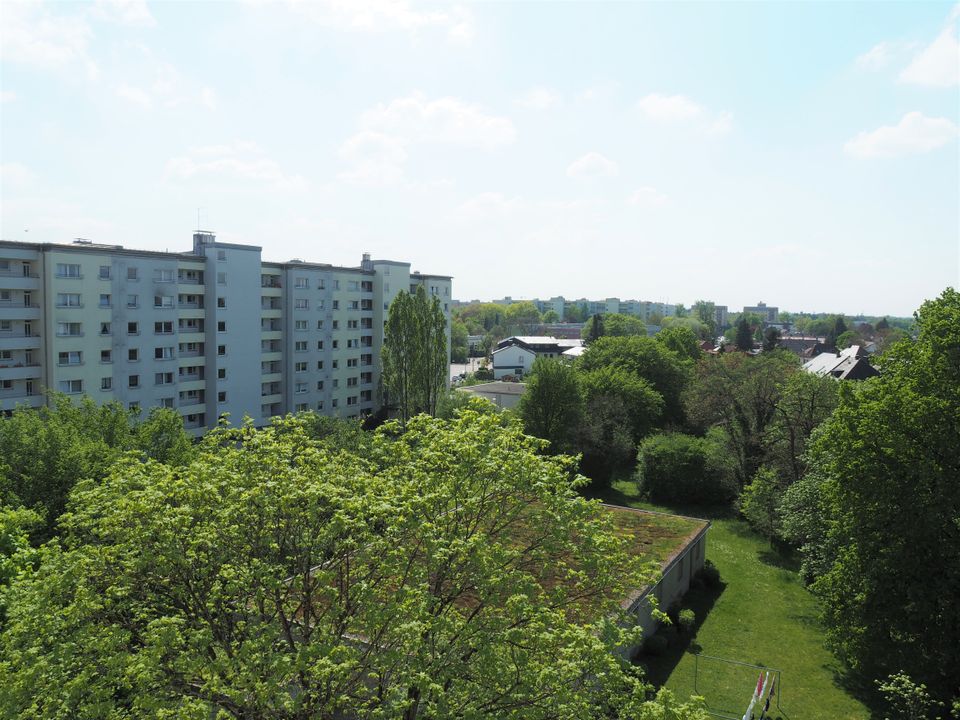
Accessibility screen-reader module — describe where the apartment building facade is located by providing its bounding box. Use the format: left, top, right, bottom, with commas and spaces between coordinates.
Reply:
0, 234, 451, 433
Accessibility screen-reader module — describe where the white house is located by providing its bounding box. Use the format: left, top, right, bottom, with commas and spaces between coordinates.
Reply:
491, 336, 583, 379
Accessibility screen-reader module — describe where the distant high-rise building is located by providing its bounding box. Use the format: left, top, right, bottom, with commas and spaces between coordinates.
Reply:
0, 235, 451, 430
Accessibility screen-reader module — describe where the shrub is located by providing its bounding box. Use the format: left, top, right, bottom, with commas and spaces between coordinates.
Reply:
643, 633, 669, 657
696, 559, 721, 588
636, 433, 736, 504
678, 609, 696, 635
666, 600, 682, 626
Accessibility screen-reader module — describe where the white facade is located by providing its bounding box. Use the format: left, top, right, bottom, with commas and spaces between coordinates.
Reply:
0, 236, 451, 432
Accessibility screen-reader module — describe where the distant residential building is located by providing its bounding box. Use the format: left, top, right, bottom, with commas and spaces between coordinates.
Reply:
714, 305, 729, 329
458, 380, 526, 409
491, 336, 583, 379
803, 345, 879, 380
0, 235, 451, 429
742, 301, 779, 323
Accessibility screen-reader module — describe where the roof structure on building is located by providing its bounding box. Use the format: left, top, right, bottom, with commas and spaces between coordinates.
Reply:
493, 336, 584, 355
459, 381, 528, 396
803, 346, 879, 380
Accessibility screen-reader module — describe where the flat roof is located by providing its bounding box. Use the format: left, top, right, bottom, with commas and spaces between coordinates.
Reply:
459, 381, 527, 396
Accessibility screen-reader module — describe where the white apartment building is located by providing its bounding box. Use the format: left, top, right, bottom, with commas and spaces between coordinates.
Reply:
0, 234, 451, 433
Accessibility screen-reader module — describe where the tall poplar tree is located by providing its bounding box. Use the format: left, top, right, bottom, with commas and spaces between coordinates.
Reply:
383, 285, 448, 422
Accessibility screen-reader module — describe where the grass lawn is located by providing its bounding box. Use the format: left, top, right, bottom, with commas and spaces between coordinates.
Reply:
590, 479, 870, 720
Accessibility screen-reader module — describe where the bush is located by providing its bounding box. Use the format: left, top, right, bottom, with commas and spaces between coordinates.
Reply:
643, 633, 669, 657
678, 609, 696, 635
474, 367, 494, 381
636, 433, 736, 504
696, 559, 721, 588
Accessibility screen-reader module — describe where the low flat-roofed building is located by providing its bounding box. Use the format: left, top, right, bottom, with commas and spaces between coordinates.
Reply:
457, 380, 526, 409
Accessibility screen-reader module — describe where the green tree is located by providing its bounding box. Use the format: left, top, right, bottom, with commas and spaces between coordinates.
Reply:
135, 407, 194, 466
542, 309, 560, 323
693, 300, 717, 335
799, 289, 960, 706
451, 319, 469, 363
580, 366, 663, 443
602, 313, 647, 337
636, 432, 735, 505
765, 372, 839, 486
684, 352, 798, 489
739, 467, 782, 541
761, 326, 781, 352
1, 412, 660, 719
735, 317, 753, 351
579, 336, 690, 426
517, 357, 583, 453
585, 313, 606, 343
656, 325, 701, 362
575, 396, 636, 486
504, 301, 542, 334
383, 286, 449, 422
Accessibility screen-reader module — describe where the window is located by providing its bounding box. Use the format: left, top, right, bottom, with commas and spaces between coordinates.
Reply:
57, 351, 82, 366
99, 265, 111, 280
154, 295, 174, 309
217, 249, 226, 260
332, 340, 339, 349
128, 322, 139, 335
101, 377, 112, 390
332, 379, 339, 389
332, 320, 339, 330
348, 319, 358, 329
332, 360, 339, 369
96, 293, 110, 308
295, 403, 308, 412
0, 321, 10, 332
100, 349, 112, 363
154, 321, 173, 334
217, 321, 226, 332
57, 293, 82, 307
155, 269, 174, 282
58, 379, 82, 394
347, 377, 358, 387
295, 361, 308, 372
332, 398, 338, 408
160, 397, 174, 408
316, 340, 324, 350
100, 322, 111, 335
316, 361, 324, 370
316, 380, 324, 390
0, 351, 10, 360
347, 280, 359, 291
218, 391, 227, 402
154, 347, 174, 360
56, 263, 81, 278
347, 339, 357, 348
128, 348, 139, 362
218, 345, 226, 356
129, 401, 140, 412
155, 372, 174, 385
57, 322, 82, 336
127, 294, 139, 308
333, 280, 340, 290
332, 300, 339, 310
295, 382, 308, 394
0, 290, 9, 302
347, 358, 358, 367
316, 320, 324, 330
295, 299, 308, 310
127, 267, 138, 280
348, 300, 359, 310
347, 396, 358, 406
317, 300, 325, 310
295, 278, 308, 289
295, 341, 308, 352
295, 320, 308, 331
317, 279, 325, 290
316, 400, 324, 410
217, 272, 226, 285
218, 368, 226, 379
0, 380, 12, 390
217, 297, 226, 308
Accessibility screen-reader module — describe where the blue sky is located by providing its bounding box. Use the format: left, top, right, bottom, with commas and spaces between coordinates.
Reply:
1, 0, 957, 316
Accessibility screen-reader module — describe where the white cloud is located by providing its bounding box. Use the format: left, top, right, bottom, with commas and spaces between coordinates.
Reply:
637, 92, 733, 135
857, 41, 898, 71
91, 0, 156, 27
628, 186, 668, 207
261, 0, 474, 43
338, 131, 408, 186
116, 83, 153, 108
164, 142, 307, 191
517, 87, 561, 110
637, 93, 703, 121
844, 112, 959, 158
899, 13, 960, 87
566, 152, 619, 179
455, 192, 522, 218
1, 91, 16, 103
0, 162, 38, 190
577, 80, 620, 103
358, 92, 515, 149
200, 87, 217, 110
339, 93, 515, 185
0, 2, 97, 78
